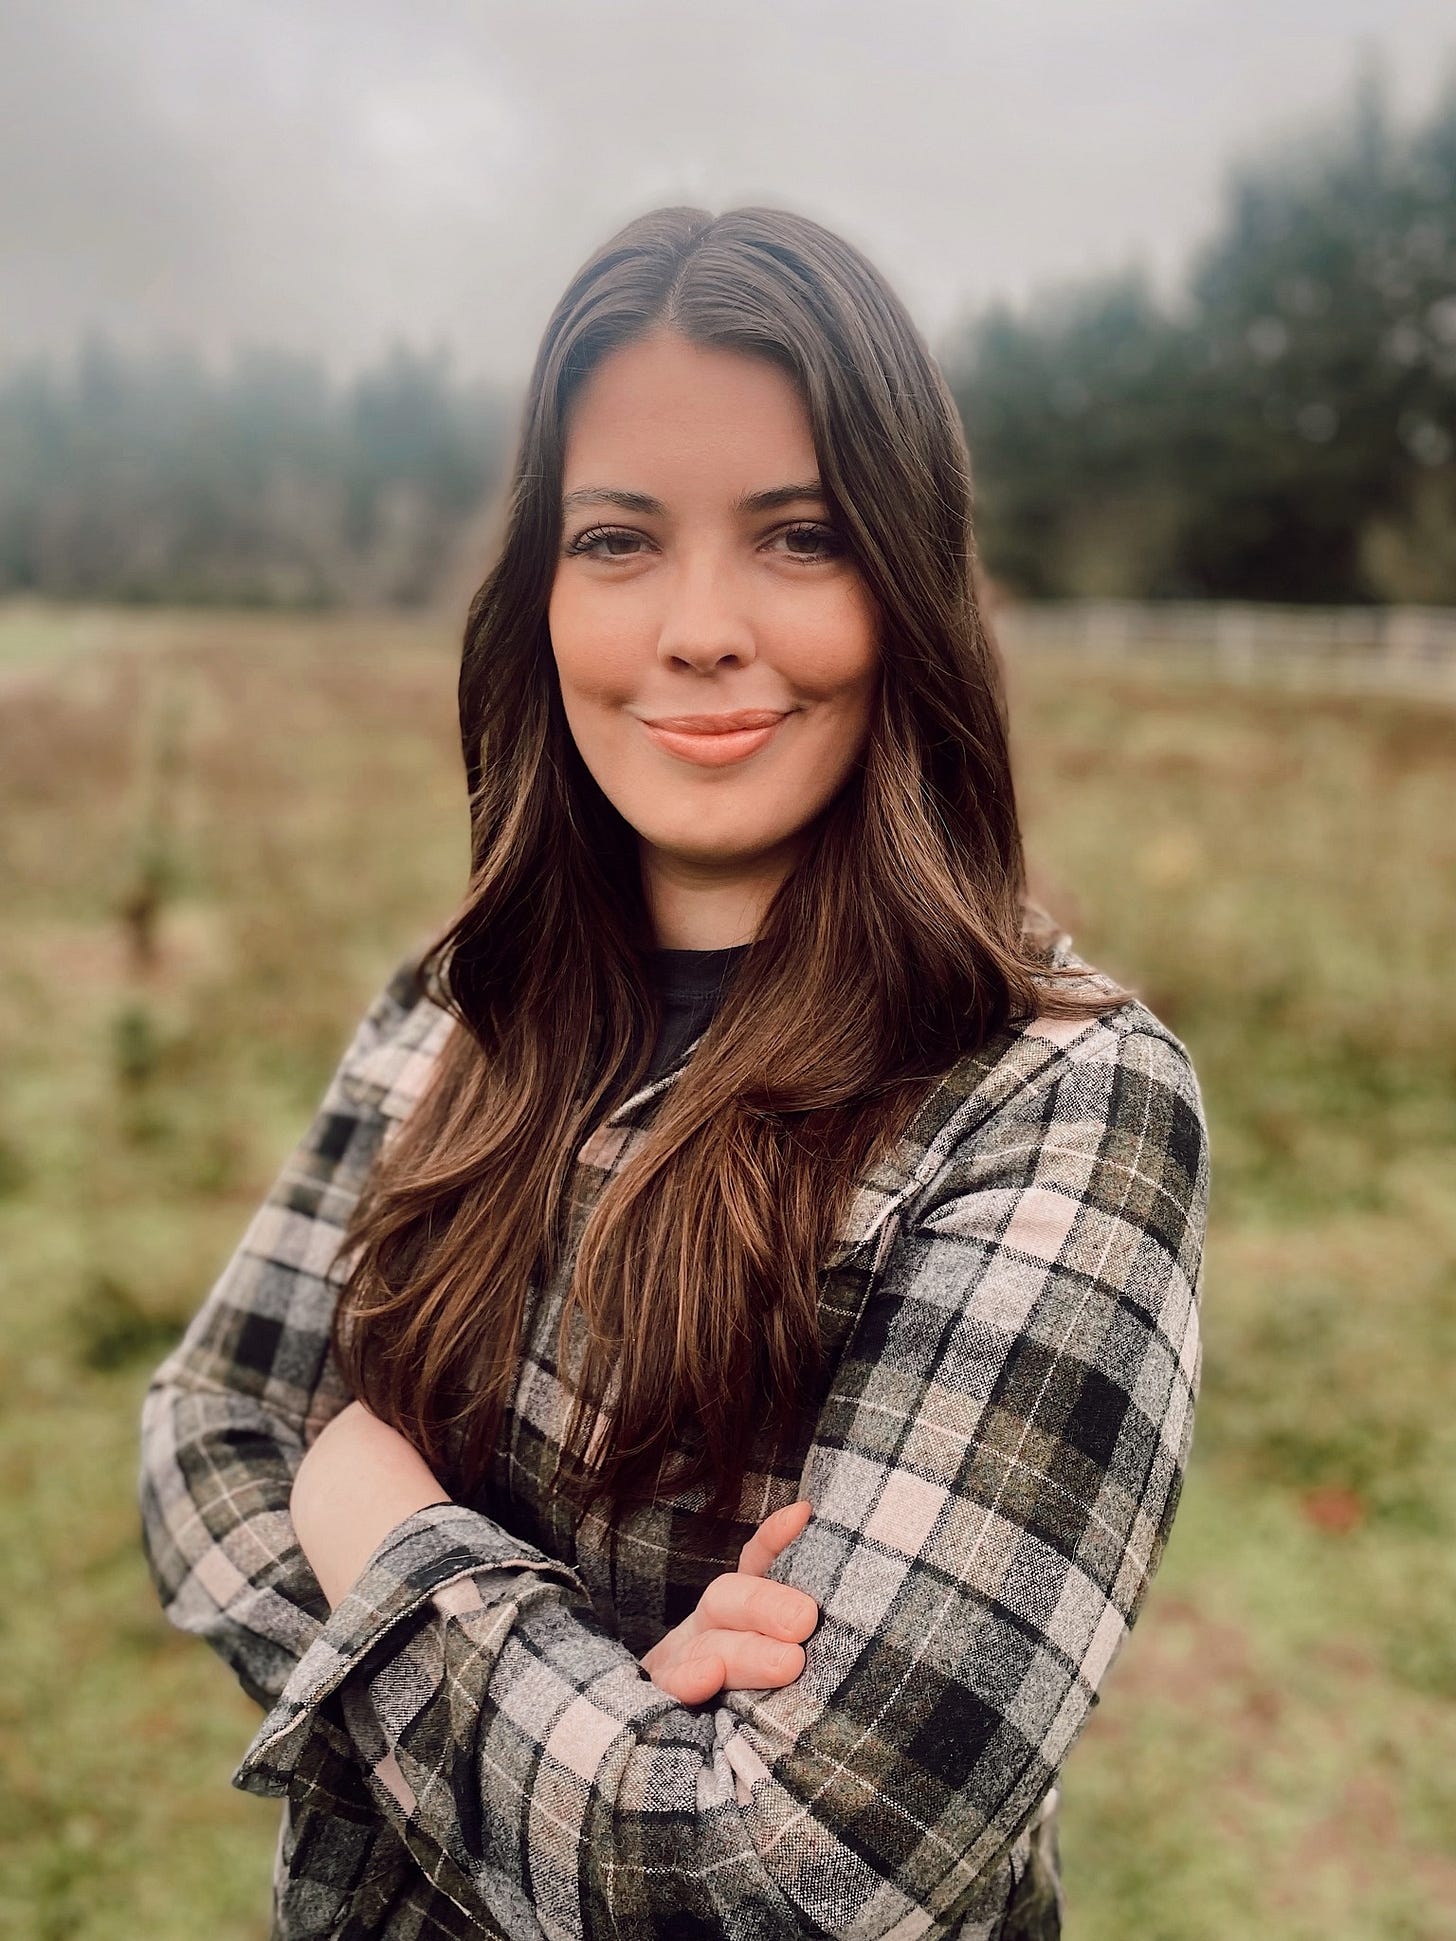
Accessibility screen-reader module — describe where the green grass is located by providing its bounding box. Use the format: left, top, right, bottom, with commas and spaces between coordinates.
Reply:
1005, 651, 1456, 1938
1, 604, 1452, 1937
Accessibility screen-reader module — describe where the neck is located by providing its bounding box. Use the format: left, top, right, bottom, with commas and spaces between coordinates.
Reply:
640, 838, 801, 949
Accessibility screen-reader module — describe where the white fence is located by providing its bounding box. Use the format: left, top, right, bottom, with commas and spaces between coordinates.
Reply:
994, 600, 1456, 701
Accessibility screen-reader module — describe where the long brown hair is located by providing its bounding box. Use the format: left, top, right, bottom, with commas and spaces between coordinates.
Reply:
330, 205, 1130, 1520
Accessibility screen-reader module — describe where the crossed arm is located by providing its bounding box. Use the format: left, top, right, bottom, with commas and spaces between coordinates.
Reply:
286, 1398, 451, 1605
141, 951, 1206, 1939
289, 1406, 819, 1704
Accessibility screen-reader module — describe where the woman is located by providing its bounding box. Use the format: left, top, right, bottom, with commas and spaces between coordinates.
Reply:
139, 205, 1208, 1940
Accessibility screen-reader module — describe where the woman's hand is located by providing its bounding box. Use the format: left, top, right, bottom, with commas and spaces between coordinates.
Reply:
290, 1399, 453, 1611
640, 1498, 818, 1704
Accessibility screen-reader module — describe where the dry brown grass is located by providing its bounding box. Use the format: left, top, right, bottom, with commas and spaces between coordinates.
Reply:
1, 606, 1452, 1938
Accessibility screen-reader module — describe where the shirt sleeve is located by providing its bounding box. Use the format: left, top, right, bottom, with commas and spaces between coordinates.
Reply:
136, 944, 465, 1714
229, 1017, 1209, 1940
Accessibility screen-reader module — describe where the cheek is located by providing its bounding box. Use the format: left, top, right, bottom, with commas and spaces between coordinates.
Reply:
547, 581, 641, 707
775, 584, 880, 716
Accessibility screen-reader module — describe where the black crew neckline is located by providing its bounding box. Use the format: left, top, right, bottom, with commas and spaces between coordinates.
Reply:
647, 941, 751, 999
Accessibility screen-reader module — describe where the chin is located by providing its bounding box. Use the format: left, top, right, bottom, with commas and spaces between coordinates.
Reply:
645, 823, 795, 870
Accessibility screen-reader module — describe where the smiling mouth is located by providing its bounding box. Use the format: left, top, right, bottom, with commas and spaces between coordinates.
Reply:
639, 709, 791, 767
643, 709, 788, 733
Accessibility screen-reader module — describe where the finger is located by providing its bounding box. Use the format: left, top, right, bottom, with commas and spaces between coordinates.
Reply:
648, 1628, 805, 1701
647, 1649, 726, 1706
738, 1498, 812, 1577
694, 1571, 818, 1642
701, 1628, 806, 1693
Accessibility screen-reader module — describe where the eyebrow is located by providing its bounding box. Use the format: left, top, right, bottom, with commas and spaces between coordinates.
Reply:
560, 480, 828, 516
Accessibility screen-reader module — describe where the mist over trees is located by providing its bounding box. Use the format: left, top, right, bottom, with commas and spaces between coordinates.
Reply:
945, 68, 1456, 605
0, 341, 510, 607
1, 68, 1452, 610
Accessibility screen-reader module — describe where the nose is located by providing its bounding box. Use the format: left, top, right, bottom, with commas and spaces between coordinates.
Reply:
655, 553, 757, 673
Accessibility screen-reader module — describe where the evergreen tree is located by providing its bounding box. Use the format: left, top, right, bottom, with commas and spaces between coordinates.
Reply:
944, 61, 1456, 603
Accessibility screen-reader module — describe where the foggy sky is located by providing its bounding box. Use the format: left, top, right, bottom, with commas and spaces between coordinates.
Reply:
3, 0, 1453, 384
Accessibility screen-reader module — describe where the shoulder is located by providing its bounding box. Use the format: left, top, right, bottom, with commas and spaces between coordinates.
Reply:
826, 940, 1208, 1275
1005, 931, 1202, 1134
1026, 943, 1205, 1142
900, 937, 1207, 1220
918, 947, 1208, 1277
332, 942, 457, 1124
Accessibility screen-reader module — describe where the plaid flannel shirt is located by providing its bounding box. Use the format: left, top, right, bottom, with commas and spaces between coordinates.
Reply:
138, 934, 1208, 1941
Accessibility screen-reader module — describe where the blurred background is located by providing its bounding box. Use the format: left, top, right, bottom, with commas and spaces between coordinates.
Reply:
1, 4, 1453, 1937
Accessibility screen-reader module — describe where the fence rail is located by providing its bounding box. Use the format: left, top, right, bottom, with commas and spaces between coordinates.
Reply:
995, 600, 1456, 701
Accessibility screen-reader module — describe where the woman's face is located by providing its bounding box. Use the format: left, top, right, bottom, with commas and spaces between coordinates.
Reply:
547, 328, 879, 942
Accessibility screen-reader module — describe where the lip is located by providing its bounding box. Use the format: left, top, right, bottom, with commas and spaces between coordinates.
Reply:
643, 709, 789, 733
639, 708, 791, 768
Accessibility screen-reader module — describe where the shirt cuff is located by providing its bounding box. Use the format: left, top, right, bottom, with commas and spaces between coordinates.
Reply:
229, 1501, 588, 1798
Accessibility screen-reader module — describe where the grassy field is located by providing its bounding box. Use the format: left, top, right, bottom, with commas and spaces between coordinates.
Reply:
1, 600, 1453, 1939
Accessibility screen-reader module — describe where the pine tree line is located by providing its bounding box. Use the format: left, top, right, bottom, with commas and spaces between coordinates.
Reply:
1, 67, 1452, 609
945, 67, 1456, 604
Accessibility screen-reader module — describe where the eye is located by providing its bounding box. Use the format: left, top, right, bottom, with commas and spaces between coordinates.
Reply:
563, 525, 650, 559
770, 522, 847, 564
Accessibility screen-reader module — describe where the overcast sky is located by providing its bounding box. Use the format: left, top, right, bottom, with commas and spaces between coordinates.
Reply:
3, 0, 1453, 385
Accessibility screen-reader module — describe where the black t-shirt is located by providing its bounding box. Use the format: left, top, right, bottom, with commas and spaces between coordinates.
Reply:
642, 942, 751, 1083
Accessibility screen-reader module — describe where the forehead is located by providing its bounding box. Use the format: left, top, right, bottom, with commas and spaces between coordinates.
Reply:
562, 330, 817, 490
